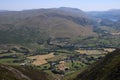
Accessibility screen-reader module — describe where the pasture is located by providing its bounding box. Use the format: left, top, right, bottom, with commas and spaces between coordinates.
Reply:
28, 53, 55, 66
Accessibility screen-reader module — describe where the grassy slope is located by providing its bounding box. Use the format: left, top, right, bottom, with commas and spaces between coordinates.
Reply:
0, 64, 55, 80
74, 49, 120, 80
0, 8, 96, 44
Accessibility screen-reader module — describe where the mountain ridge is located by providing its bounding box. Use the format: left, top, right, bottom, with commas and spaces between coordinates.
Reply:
0, 7, 96, 44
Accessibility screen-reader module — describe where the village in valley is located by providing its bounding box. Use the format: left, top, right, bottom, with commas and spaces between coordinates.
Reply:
19, 45, 115, 75
0, 37, 116, 75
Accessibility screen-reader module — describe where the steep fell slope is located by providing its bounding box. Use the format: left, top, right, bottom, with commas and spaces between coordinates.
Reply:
74, 49, 120, 80
0, 64, 54, 80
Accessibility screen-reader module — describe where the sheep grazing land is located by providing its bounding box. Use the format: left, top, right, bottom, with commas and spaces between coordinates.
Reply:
28, 53, 55, 66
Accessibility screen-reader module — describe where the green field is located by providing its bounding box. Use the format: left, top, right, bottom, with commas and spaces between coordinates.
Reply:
0, 48, 108, 79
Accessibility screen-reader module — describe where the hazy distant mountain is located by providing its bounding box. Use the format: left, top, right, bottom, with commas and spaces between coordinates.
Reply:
87, 9, 120, 21
0, 10, 9, 12
88, 9, 120, 32
0, 7, 96, 44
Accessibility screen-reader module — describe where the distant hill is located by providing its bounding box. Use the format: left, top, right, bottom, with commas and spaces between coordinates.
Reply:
87, 9, 120, 21
0, 7, 120, 47
0, 10, 8, 12
74, 49, 120, 80
0, 7, 96, 44
88, 9, 120, 32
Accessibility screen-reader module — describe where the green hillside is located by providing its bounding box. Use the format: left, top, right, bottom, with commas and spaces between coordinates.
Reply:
0, 7, 96, 45
74, 49, 120, 80
0, 64, 55, 80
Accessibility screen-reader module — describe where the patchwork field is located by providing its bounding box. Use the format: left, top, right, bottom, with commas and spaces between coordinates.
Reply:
75, 50, 106, 55
75, 48, 115, 56
103, 48, 115, 52
28, 53, 55, 66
